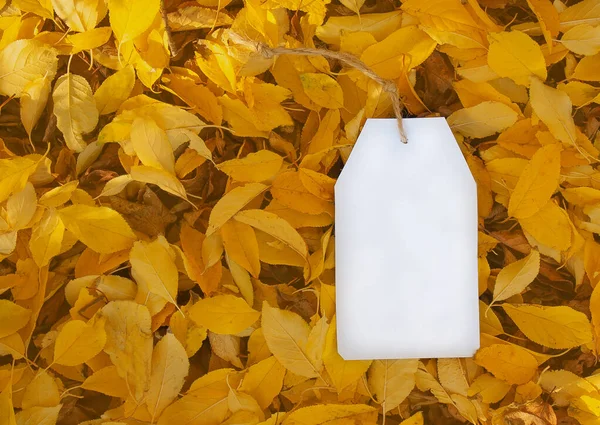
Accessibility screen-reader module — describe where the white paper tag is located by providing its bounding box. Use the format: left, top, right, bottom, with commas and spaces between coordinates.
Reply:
335, 118, 479, 360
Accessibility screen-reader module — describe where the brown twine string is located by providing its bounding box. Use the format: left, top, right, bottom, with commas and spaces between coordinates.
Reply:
228, 33, 408, 144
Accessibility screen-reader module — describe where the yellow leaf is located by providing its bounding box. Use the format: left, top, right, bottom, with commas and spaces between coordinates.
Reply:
239, 356, 285, 409
271, 171, 334, 216
447, 101, 519, 138
166, 5, 233, 31
503, 303, 593, 348
283, 404, 377, 425
206, 183, 268, 235
100, 300, 153, 401
339, 0, 364, 14
261, 302, 320, 378
0, 40, 58, 97
57, 205, 136, 254
29, 209, 65, 267
299, 73, 344, 109
170, 300, 207, 358
218, 150, 283, 183
161, 73, 223, 124
6, 182, 36, 230
21, 370, 60, 408
467, 373, 511, 403
487, 31, 547, 86
590, 284, 600, 354
561, 24, 600, 56
368, 359, 419, 413
53, 318, 107, 366
526, 0, 560, 48
315, 11, 402, 47
20, 75, 51, 139
222, 220, 261, 278
529, 77, 577, 145
437, 358, 469, 396
66, 27, 113, 54
52, 73, 99, 152
146, 333, 189, 419
234, 209, 308, 259
474, 343, 538, 384
401, 0, 486, 49
130, 116, 176, 174
14, 405, 61, 425
39, 181, 78, 208
80, 366, 129, 398
129, 165, 189, 202
323, 316, 371, 392
559, 0, 600, 31
51, 0, 106, 32
399, 412, 424, 425
519, 201, 572, 251
360, 26, 436, 78
0, 380, 16, 425
492, 250, 540, 304
0, 157, 38, 204
108, 0, 160, 43
508, 144, 562, 218
13, 0, 54, 18
188, 295, 260, 334
0, 301, 31, 338
572, 53, 600, 81
94, 65, 136, 115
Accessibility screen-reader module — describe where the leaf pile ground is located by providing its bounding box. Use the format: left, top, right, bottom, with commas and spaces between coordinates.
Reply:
1, 0, 600, 424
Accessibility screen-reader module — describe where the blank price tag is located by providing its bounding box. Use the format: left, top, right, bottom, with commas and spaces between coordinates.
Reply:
335, 118, 479, 360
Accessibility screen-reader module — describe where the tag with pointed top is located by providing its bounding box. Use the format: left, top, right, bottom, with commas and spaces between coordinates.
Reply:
335, 118, 479, 360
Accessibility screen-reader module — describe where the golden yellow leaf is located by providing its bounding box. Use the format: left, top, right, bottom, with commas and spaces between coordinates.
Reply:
0, 40, 58, 97
368, 359, 419, 413
467, 373, 511, 403
283, 404, 377, 425
261, 302, 320, 378
206, 183, 268, 235
161, 73, 223, 124
218, 150, 283, 183
52, 73, 99, 152
448, 101, 519, 138
0, 380, 16, 425
222, 220, 261, 278
360, 26, 436, 77
100, 300, 153, 401
94, 65, 135, 115
529, 77, 577, 145
299, 73, 344, 109
20, 75, 51, 139
271, 171, 334, 216
58, 204, 136, 254
0, 301, 31, 339
239, 356, 285, 410
146, 333, 189, 419
53, 318, 107, 366
437, 358, 469, 396
14, 405, 61, 425
399, 412, 424, 425
6, 182, 36, 230
474, 343, 538, 384
130, 236, 179, 307
487, 31, 546, 86
316, 11, 402, 47
508, 144, 562, 219
39, 181, 78, 208
234, 209, 308, 259
492, 250, 540, 304
51, 0, 106, 32
188, 295, 260, 334
561, 24, 600, 56
130, 116, 176, 174
0, 157, 38, 204
108, 0, 159, 43
80, 366, 129, 399
503, 303, 593, 348
129, 165, 189, 202
519, 201, 572, 252
323, 316, 371, 392
526, 0, 559, 48
21, 370, 60, 409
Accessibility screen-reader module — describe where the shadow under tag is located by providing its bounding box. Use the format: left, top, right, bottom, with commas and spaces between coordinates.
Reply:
334, 118, 479, 360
